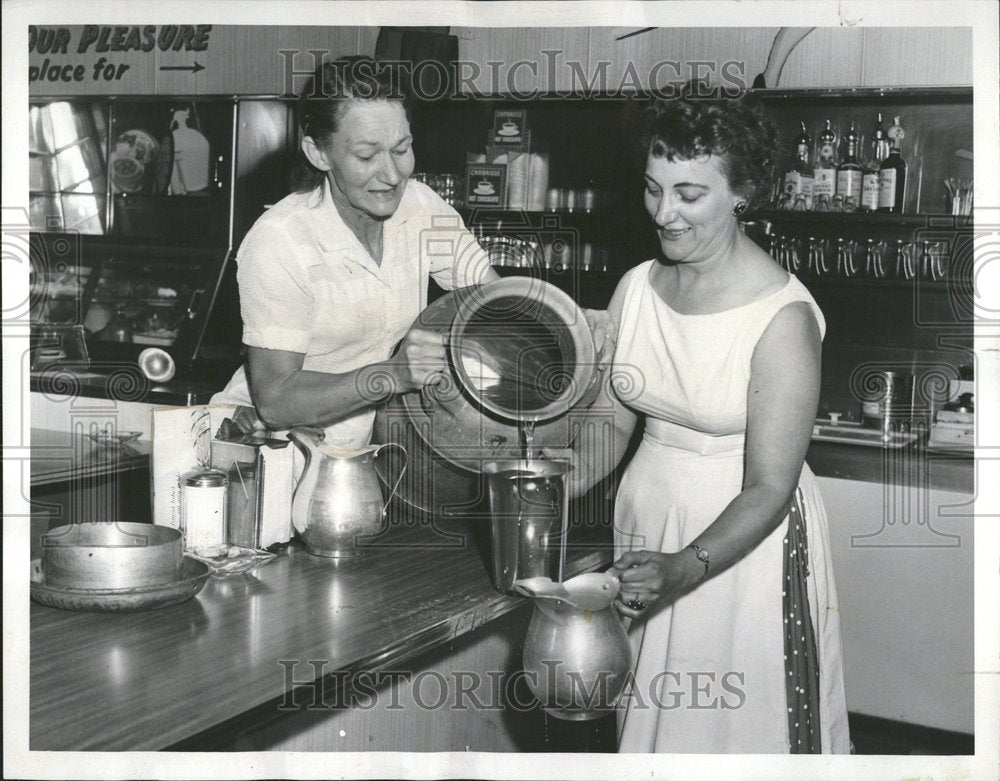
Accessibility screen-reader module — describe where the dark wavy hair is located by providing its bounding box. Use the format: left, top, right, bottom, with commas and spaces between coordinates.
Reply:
291, 55, 415, 192
638, 94, 778, 210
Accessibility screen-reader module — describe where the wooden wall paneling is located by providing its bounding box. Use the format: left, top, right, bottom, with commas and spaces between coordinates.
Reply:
777, 26, 864, 88
860, 27, 973, 87
228, 26, 367, 96
454, 27, 594, 94
356, 25, 380, 58
598, 27, 778, 93
29, 25, 157, 97
154, 25, 235, 95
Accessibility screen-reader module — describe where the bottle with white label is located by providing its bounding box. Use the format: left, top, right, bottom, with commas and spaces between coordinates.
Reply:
812, 120, 838, 212
782, 121, 814, 210
861, 113, 889, 213
836, 123, 863, 212
878, 116, 908, 213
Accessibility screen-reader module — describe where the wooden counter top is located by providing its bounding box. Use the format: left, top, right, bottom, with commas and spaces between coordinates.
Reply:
29, 515, 611, 751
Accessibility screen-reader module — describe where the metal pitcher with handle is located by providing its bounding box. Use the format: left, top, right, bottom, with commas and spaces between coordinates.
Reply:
289, 428, 407, 558
514, 572, 633, 721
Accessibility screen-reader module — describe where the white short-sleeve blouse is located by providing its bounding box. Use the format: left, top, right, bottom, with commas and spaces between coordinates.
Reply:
213, 179, 492, 448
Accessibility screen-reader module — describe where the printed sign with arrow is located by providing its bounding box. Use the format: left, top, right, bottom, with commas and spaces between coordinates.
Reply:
159, 62, 204, 74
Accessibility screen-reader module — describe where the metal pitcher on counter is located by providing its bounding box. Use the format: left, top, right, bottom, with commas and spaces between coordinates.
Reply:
514, 572, 633, 721
289, 428, 407, 558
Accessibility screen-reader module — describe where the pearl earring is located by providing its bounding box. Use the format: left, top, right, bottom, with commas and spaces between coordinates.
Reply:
733, 201, 748, 216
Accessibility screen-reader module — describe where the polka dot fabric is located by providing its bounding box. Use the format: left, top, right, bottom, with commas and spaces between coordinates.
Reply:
784, 489, 822, 753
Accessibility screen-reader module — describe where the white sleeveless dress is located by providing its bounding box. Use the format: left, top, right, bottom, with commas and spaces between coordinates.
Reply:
612, 260, 850, 754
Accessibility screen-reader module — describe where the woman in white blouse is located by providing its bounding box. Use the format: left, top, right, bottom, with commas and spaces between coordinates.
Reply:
214, 56, 499, 447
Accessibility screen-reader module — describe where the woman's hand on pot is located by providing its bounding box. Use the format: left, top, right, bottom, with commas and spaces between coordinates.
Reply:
389, 328, 448, 393
582, 308, 616, 370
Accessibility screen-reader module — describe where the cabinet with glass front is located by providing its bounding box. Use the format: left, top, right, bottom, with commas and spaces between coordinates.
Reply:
28, 97, 238, 378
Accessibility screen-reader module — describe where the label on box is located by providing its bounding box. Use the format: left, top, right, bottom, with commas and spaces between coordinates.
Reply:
465, 164, 506, 208
485, 133, 530, 164
492, 109, 527, 148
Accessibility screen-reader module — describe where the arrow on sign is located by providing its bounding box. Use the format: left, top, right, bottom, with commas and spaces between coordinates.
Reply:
159, 62, 205, 74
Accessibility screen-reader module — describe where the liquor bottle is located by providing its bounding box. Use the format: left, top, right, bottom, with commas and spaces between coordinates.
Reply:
836, 122, 863, 212
812, 119, 838, 211
860, 113, 889, 212
782, 121, 814, 210
878, 116, 908, 213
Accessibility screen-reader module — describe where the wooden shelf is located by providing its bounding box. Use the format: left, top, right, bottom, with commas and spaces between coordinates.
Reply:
746, 210, 971, 230
458, 207, 643, 249
748, 86, 972, 102
792, 273, 962, 291
459, 207, 626, 223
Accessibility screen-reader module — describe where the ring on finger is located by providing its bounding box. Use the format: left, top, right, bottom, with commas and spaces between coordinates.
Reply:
625, 598, 648, 611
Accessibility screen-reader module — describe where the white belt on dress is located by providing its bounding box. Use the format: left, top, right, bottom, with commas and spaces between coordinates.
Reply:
643, 417, 745, 457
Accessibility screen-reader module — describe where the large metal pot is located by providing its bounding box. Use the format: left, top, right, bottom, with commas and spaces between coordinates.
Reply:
41, 522, 183, 589
374, 278, 600, 517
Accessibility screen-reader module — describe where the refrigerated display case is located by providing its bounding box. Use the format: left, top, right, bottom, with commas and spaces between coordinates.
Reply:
29, 97, 240, 381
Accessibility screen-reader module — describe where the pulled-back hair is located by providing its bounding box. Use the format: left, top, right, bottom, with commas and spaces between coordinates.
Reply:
291, 55, 414, 192
638, 95, 778, 210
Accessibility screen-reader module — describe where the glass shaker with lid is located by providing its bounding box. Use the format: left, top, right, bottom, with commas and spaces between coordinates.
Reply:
180, 467, 228, 554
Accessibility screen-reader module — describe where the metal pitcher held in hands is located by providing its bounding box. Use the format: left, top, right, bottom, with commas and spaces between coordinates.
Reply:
289, 428, 407, 558
514, 572, 633, 721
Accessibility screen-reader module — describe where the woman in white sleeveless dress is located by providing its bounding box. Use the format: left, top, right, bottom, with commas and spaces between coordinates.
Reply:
564, 96, 850, 753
